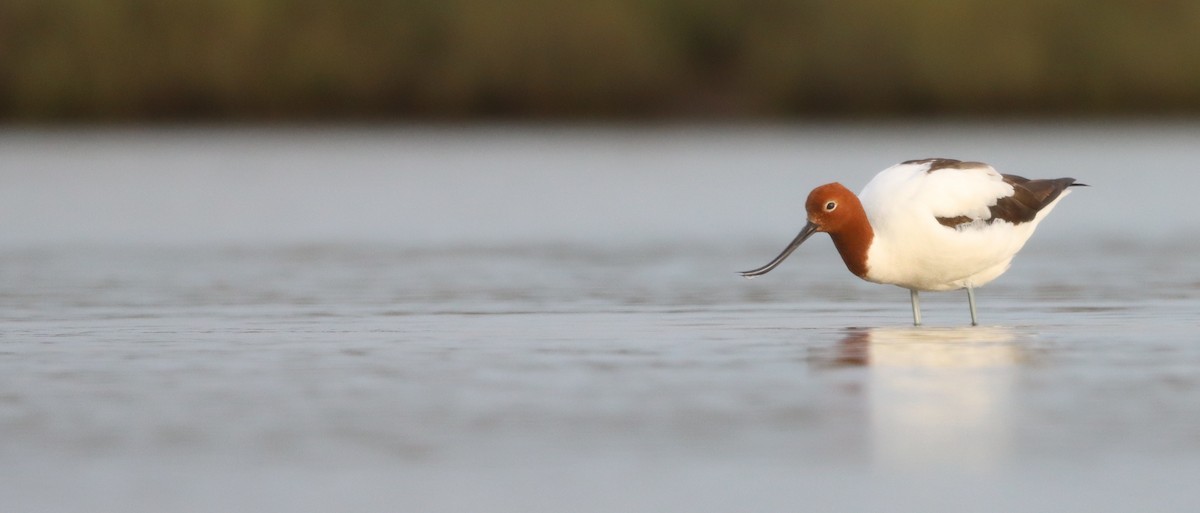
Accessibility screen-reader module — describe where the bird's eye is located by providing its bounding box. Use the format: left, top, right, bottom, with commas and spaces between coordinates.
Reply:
825, 201, 837, 211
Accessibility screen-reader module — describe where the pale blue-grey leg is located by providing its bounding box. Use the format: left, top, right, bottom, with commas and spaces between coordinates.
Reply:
966, 285, 978, 326
910, 289, 922, 326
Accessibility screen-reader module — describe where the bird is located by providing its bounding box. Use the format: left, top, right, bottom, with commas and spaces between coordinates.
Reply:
740, 158, 1084, 326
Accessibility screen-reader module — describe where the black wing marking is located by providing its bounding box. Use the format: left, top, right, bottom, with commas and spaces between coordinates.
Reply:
935, 174, 1080, 228
903, 158, 990, 172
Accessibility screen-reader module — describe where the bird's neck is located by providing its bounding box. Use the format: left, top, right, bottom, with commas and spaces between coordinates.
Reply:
828, 210, 873, 279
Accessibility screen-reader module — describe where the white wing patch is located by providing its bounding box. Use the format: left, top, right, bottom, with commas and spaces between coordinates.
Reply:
859, 159, 1015, 229
918, 162, 1014, 223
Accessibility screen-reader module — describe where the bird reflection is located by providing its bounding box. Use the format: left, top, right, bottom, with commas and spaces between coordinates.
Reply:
823, 327, 1023, 474
827, 326, 1023, 368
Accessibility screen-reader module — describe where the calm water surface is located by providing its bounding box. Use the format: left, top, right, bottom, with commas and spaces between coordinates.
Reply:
2, 124, 1199, 512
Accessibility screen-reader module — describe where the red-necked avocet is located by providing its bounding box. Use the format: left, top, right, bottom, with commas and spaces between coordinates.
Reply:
741, 158, 1084, 326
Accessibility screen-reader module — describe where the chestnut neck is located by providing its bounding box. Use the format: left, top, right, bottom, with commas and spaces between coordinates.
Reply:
826, 204, 874, 279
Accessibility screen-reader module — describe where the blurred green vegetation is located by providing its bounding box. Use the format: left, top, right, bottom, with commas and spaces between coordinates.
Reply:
2, 0, 1200, 120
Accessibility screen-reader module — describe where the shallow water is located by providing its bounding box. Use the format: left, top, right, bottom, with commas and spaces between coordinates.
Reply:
2, 124, 1200, 512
